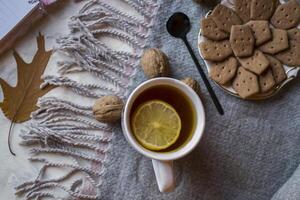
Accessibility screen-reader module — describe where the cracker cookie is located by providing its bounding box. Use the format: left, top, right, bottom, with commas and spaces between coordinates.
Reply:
238, 50, 270, 75
251, 0, 278, 20
232, 67, 260, 99
200, 40, 233, 61
259, 69, 276, 93
211, 4, 242, 33
234, 0, 251, 23
275, 39, 300, 66
230, 25, 255, 57
247, 20, 272, 46
271, 0, 300, 30
259, 29, 289, 54
209, 57, 238, 85
266, 55, 287, 84
201, 17, 229, 41
287, 28, 300, 42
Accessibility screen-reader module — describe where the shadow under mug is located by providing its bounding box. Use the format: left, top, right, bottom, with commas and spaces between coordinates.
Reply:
121, 77, 206, 192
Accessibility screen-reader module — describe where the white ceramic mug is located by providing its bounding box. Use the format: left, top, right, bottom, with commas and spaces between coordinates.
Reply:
122, 77, 205, 192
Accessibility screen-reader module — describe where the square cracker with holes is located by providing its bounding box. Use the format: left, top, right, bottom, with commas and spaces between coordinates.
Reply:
199, 40, 233, 62
234, 0, 251, 23
238, 50, 270, 75
230, 25, 255, 57
247, 20, 272, 46
271, 0, 300, 30
209, 57, 238, 85
232, 67, 260, 99
259, 29, 289, 54
201, 16, 229, 41
265, 55, 287, 84
211, 4, 242, 33
259, 69, 276, 93
287, 28, 300, 42
250, 0, 278, 20
275, 39, 300, 66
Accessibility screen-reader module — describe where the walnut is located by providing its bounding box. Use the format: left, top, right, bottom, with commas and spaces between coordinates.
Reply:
140, 48, 169, 78
92, 95, 124, 123
181, 77, 201, 95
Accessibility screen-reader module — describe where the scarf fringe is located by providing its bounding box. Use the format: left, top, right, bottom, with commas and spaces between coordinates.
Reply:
16, 0, 159, 199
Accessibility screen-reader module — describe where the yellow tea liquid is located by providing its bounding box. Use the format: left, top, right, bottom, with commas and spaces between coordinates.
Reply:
130, 85, 196, 152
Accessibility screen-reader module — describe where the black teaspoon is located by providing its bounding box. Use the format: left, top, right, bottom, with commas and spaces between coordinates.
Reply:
166, 12, 224, 115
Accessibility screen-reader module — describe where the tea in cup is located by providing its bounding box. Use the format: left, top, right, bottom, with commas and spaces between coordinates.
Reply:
122, 77, 205, 192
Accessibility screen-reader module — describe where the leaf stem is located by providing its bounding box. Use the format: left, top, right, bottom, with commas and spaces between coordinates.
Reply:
8, 121, 16, 156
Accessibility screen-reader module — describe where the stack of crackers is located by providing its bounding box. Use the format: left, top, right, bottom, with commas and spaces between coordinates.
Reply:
200, 0, 300, 99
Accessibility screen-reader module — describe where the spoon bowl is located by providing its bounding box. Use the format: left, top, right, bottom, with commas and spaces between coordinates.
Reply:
166, 12, 191, 38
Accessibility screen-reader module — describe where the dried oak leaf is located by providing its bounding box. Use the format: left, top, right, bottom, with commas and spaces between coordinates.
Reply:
0, 33, 55, 123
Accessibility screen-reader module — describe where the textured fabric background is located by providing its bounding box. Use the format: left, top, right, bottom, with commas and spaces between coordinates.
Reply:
99, 0, 300, 199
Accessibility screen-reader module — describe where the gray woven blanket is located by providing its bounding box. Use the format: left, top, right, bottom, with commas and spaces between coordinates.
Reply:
98, 1, 300, 200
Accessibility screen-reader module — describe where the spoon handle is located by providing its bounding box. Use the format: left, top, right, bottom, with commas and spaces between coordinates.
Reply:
182, 37, 224, 115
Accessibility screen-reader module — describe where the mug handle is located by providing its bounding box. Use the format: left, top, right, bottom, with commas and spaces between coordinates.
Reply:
152, 159, 175, 192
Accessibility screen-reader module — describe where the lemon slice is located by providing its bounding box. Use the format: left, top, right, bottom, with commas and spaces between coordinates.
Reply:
131, 100, 182, 150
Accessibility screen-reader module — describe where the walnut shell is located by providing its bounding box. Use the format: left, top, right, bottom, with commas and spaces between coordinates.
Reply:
181, 77, 201, 95
92, 95, 124, 123
140, 48, 169, 78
